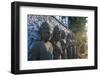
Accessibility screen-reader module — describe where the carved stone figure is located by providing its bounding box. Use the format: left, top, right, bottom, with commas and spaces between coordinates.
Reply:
60, 30, 67, 59
31, 22, 53, 60
51, 26, 62, 59
66, 33, 77, 59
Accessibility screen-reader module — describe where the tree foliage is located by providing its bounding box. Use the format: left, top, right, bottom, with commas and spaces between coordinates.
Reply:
68, 17, 88, 58
68, 17, 87, 34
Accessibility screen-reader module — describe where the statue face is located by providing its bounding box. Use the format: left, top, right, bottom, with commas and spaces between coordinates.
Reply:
40, 29, 51, 42
54, 30, 61, 41
61, 30, 66, 39
53, 26, 61, 41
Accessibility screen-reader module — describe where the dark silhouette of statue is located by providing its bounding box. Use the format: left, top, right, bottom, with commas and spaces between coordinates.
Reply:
60, 30, 67, 59
31, 22, 53, 60
51, 26, 62, 59
66, 33, 78, 59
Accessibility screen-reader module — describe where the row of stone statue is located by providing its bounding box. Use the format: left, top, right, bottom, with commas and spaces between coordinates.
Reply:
30, 22, 79, 60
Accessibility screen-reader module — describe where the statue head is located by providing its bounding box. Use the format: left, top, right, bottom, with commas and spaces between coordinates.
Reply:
61, 30, 66, 39
52, 26, 61, 41
39, 22, 51, 42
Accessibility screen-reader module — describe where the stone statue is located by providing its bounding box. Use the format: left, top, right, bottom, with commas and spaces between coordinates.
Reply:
31, 22, 53, 60
51, 26, 62, 59
66, 33, 77, 59
60, 30, 67, 59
